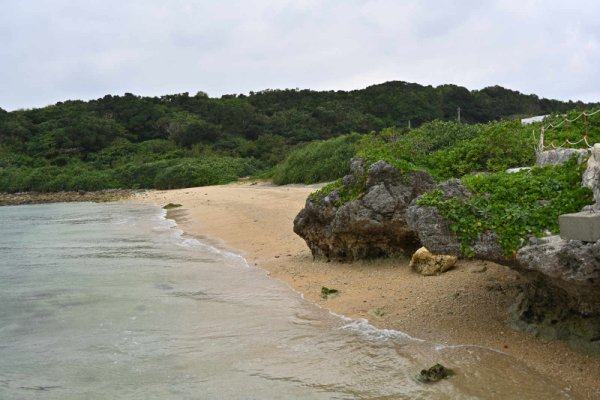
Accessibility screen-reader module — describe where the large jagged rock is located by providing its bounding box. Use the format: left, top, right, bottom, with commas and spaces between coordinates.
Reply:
295, 154, 600, 354
404, 179, 467, 256
404, 160, 600, 355
405, 179, 508, 265
293, 159, 435, 261
513, 236, 600, 355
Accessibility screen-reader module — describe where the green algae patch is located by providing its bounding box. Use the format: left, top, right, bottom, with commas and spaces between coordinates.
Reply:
320, 287, 339, 299
416, 363, 454, 383
163, 203, 182, 210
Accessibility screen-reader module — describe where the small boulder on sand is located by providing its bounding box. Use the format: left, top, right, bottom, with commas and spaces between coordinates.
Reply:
409, 247, 457, 276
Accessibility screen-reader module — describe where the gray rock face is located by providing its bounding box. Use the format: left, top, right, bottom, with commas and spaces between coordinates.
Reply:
516, 236, 600, 308
295, 156, 600, 354
405, 203, 461, 256
293, 159, 435, 261
405, 179, 508, 265
404, 179, 468, 257
582, 144, 600, 207
513, 236, 600, 355
536, 148, 590, 166
403, 171, 600, 353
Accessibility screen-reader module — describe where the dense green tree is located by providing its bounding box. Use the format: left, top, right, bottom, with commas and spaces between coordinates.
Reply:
1, 80, 597, 193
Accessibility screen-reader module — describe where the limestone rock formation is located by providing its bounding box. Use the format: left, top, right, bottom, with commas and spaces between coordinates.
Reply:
535, 148, 590, 167
294, 154, 600, 354
405, 180, 508, 265
293, 159, 435, 261
582, 144, 600, 208
514, 236, 600, 355
409, 247, 457, 276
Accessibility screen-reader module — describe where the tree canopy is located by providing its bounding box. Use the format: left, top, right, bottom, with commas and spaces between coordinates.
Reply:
0, 80, 595, 192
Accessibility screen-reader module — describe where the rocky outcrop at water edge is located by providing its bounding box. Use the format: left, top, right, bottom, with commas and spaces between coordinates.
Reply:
293, 159, 435, 261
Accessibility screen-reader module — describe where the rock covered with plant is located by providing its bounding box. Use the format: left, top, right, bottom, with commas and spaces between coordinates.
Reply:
409, 150, 599, 354
293, 158, 435, 261
404, 179, 507, 264
294, 142, 600, 354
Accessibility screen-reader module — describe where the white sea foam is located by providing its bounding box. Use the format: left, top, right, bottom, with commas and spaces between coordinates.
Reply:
155, 206, 250, 269
338, 317, 423, 342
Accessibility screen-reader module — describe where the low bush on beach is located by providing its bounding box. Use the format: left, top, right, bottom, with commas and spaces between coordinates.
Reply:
271, 133, 361, 185
425, 121, 536, 180
356, 121, 480, 168
0, 165, 119, 192
356, 120, 535, 181
152, 157, 258, 189
0, 156, 266, 193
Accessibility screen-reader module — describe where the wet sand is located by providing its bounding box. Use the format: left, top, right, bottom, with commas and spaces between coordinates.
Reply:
129, 182, 600, 399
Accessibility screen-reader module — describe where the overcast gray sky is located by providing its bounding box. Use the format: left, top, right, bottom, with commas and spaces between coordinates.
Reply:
1, 0, 599, 111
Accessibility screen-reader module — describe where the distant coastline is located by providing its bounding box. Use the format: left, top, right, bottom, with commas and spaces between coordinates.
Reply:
0, 189, 135, 206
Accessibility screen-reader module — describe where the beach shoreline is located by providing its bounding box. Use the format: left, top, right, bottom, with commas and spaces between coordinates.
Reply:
128, 181, 600, 399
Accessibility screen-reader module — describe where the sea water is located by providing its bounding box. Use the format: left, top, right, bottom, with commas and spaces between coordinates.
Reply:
0, 203, 576, 399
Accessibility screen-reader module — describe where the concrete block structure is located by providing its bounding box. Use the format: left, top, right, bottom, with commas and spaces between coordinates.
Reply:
559, 211, 600, 242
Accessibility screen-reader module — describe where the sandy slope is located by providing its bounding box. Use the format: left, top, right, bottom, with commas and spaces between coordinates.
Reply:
129, 181, 600, 399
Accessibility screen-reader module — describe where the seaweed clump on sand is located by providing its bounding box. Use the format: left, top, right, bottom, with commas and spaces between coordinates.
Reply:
416, 363, 453, 383
320, 286, 339, 299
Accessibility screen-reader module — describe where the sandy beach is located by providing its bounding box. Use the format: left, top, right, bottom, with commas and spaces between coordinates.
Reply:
129, 181, 600, 399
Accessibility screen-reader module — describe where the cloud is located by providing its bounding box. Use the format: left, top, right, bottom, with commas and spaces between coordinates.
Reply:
1, 0, 599, 110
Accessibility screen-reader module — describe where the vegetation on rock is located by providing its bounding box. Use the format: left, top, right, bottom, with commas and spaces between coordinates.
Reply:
417, 158, 593, 256
356, 120, 536, 180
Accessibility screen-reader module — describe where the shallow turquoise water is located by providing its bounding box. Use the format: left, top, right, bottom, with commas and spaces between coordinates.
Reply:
0, 203, 576, 399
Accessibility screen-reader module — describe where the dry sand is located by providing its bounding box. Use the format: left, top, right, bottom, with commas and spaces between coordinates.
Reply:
129, 181, 600, 399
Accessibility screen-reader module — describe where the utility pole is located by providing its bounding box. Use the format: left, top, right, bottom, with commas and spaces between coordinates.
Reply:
457, 107, 461, 123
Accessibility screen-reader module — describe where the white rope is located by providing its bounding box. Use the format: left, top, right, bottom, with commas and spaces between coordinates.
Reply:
543, 108, 600, 130
585, 109, 600, 117
536, 108, 599, 151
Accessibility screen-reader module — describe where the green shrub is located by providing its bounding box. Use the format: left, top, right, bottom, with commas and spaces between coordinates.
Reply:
0, 156, 266, 193
154, 161, 234, 189
150, 157, 265, 190
356, 121, 480, 168
355, 120, 537, 181
417, 158, 593, 256
541, 109, 600, 149
271, 134, 361, 185
114, 160, 173, 188
425, 121, 536, 180
0, 165, 119, 193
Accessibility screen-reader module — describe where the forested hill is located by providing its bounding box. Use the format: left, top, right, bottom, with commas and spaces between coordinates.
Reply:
0, 80, 596, 193
2, 81, 593, 152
